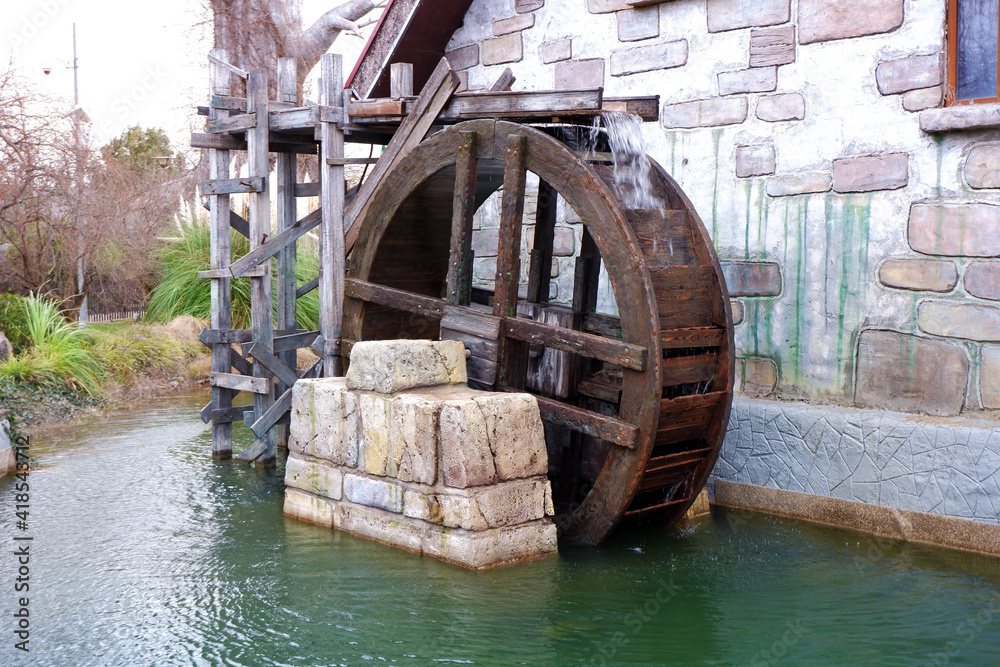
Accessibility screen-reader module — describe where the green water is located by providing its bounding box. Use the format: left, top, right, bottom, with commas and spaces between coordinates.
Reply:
2, 391, 1000, 666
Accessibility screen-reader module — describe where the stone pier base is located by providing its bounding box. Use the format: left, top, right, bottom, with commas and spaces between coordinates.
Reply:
284, 340, 558, 569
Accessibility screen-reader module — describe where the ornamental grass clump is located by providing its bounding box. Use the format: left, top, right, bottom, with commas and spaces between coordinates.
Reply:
147, 205, 320, 330
0, 295, 104, 395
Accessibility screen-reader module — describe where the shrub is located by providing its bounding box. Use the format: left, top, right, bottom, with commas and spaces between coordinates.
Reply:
0, 293, 31, 354
146, 207, 320, 330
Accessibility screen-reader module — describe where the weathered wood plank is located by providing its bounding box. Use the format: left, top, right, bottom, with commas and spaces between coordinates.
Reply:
603, 96, 660, 122
325, 157, 380, 166
660, 327, 726, 349
319, 53, 347, 376
248, 342, 300, 388
192, 132, 246, 151
199, 327, 253, 345
345, 278, 447, 318
229, 209, 322, 278
198, 267, 266, 279
490, 67, 516, 92
207, 112, 256, 134
494, 134, 528, 319
521, 391, 638, 449
211, 405, 254, 424
347, 99, 404, 117
503, 316, 647, 371
208, 52, 247, 79
229, 210, 250, 238
436, 89, 602, 121
296, 277, 319, 298
294, 182, 321, 197
446, 131, 478, 305
526, 179, 557, 303
661, 353, 718, 386
344, 57, 460, 251
273, 330, 320, 353
204, 176, 265, 195
390, 62, 414, 98
250, 386, 293, 438
211, 372, 269, 394
247, 67, 276, 463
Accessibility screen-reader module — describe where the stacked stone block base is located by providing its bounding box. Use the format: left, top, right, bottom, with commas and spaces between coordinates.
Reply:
284, 340, 558, 569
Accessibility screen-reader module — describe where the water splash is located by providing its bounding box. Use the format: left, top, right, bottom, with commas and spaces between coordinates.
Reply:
601, 110, 663, 210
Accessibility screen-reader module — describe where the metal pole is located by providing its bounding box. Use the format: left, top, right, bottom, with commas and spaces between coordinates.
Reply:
72, 23, 87, 327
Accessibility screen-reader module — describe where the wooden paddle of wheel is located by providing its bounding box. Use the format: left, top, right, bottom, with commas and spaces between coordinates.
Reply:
343, 120, 734, 545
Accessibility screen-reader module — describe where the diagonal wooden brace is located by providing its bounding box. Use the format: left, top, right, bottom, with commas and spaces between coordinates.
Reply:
229, 208, 322, 278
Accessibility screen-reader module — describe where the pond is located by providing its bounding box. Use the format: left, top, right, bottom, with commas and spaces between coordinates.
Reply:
2, 390, 999, 666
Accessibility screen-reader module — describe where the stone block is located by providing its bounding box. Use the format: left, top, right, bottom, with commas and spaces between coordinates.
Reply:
965, 145, 1000, 189
0, 332, 11, 363
284, 488, 335, 528
493, 14, 534, 36
474, 257, 497, 281
903, 86, 943, 112
611, 40, 687, 77
403, 489, 441, 523
289, 378, 360, 466
742, 358, 777, 398
766, 172, 831, 196
359, 392, 391, 475
965, 262, 1000, 301
750, 26, 796, 67
347, 339, 467, 393
719, 67, 777, 95
473, 478, 550, 527
553, 227, 576, 256
472, 229, 499, 256
337, 503, 425, 554
730, 300, 745, 325
475, 393, 547, 481
876, 54, 943, 95
421, 520, 558, 569
662, 97, 748, 129
708, 0, 790, 32
541, 38, 572, 64
855, 330, 968, 416
981, 347, 1000, 409
387, 391, 440, 484
285, 453, 344, 500
756, 93, 805, 122
343, 472, 404, 513
587, 0, 632, 12
920, 105, 1000, 133
445, 44, 479, 71
918, 301, 1000, 342
735, 144, 776, 177
516, 0, 544, 11
482, 33, 523, 66
832, 153, 908, 193
439, 400, 498, 487
798, 0, 903, 45
878, 259, 958, 292
721, 261, 781, 296
555, 59, 606, 89
455, 71, 469, 93
617, 6, 659, 42
437, 493, 490, 531
908, 204, 1000, 257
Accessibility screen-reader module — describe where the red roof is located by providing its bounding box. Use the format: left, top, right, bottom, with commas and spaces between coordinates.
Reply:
347, 0, 475, 99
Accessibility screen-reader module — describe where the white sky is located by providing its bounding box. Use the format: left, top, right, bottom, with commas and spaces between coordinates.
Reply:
4, 0, 376, 156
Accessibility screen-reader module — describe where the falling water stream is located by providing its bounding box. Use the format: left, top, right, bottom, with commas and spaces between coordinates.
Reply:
1, 391, 999, 665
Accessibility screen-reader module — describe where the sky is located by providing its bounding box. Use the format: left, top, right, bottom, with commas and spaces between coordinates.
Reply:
4, 0, 376, 156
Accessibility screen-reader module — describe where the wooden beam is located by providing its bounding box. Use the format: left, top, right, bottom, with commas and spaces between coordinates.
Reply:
229, 209, 321, 278
345, 278, 447, 318
249, 387, 293, 439
344, 57, 460, 251
446, 131, 478, 305
436, 89, 601, 121
204, 177, 265, 195
198, 267, 266, 279
325, 157, 380, 166
294, 182, 320, 197
248, 342, 300, 388
199, 328, 253, 345
208, 47, 235, 460
208, 52, 247, 79
502, 317, 647, 371
603, 95, 660, 122
319, 53, 347, 377
489, 67, 516, 92
296, 277, 319, 298
207, 112, 257, 134
347, 99, 404, 117
211, 405, 254, 424
390, 63, 414, 98
229, 210, 250, 238
274, 330, 320, 353
494, 134, 528, 319
526, 179, 557, 303
211, 372, 269, 394
191, 132, 246, 151
508, 390, 638, 449
248, 67, 276, 464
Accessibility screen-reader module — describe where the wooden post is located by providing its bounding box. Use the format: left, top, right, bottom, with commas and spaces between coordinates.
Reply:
446, 131, 478, 305
526, 179, 558, 303
319, 53, 346, 376
209, 48, 234, 460
274, 57, 297, 449
242, 68, 275, 465
390, 63, 413, 98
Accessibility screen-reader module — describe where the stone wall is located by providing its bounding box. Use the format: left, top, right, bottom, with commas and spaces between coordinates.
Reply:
446, 0, 1000, 420
284, 340, 558, 569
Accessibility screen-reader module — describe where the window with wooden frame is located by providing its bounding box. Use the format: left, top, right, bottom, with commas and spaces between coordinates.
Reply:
947, 0, 1000, 105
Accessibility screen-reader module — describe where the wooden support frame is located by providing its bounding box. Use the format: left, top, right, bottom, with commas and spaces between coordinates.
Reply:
319, 53, 346, 377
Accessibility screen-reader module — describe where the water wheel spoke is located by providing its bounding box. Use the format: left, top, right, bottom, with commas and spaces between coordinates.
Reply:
501, 388, 638, 449
502, 316, 647, 371
526, 179, 557, 303
446, 131, 479, 306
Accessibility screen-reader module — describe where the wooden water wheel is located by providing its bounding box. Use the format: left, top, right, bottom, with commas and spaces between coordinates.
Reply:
343, 119, 734, 544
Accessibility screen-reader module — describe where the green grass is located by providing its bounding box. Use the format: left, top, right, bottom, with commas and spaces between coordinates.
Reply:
0, 293, 31, 354
146, 209, 320, 330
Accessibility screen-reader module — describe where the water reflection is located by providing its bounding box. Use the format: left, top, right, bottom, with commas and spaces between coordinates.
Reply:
1, 391, 999, 666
